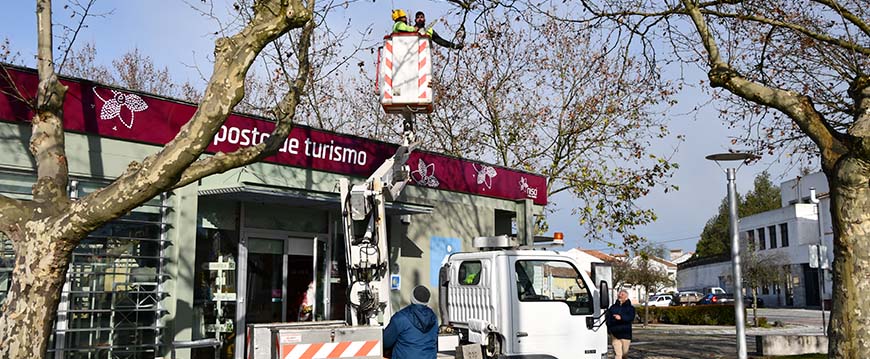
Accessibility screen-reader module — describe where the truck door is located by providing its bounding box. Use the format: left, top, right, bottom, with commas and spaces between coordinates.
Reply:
510, 258, 603, 358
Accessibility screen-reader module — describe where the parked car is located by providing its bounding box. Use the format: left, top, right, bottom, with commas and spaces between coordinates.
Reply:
743, 295, 765, 308
697, 293, 734, 305
644, 294, 673, 307
717, 293, 766, 308
671, 291, 703, 306
703, 286, 727, 295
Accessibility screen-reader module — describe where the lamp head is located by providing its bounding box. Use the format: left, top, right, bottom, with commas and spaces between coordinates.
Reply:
705, 152, 759, 162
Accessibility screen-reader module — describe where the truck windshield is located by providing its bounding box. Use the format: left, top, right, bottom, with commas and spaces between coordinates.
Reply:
515, 260, 593, 315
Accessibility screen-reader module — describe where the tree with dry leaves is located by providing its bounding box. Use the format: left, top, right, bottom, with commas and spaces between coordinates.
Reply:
484, 0, 868, 356
0, 0, 314, 357
612, 252, 674, 327
308, 9, 682, 244
739, 245, 787, 327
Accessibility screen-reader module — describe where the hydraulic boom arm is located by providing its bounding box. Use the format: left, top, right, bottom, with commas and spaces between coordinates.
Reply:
339, 113, 416, 325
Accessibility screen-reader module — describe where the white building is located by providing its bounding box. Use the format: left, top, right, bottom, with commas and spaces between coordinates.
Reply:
669, 249, 694, 265
678, 172, 833, 308
560, 248, 606, 276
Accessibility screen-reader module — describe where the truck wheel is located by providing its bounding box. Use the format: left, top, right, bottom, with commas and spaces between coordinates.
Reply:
483, 333, 502, 359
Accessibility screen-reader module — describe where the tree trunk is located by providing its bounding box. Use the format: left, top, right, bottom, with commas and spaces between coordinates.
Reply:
643, 286, 649, 328
0, 224, 76, 358
752, 289, 758, 327
828, 157, 870, 358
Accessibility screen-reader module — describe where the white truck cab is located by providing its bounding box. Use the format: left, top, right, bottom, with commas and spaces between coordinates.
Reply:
439, 236, 611, 359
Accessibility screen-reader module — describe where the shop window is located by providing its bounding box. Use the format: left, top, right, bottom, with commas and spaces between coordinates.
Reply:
61, 181, 171, 357
495, 209, 516, 236
514, 260, 592, 315
458, 261, 482, 285
761, 286, 770, 295
780, 223, 789, 247
757, 229, 766, 250
768, 226, 777, 248
2, 175, 172, 356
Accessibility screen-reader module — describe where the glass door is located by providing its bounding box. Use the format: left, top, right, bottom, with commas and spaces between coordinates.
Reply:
312, 236, 330, 320
245, 237, 286, 324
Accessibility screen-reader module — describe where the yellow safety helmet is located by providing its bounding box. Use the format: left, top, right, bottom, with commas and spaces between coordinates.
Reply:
391, 9, 407, 21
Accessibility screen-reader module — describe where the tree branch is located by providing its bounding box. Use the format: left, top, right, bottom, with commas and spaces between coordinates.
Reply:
811, 0, 870, 38
698, 9, 870, 57
64, 0, 313, 232
31, 0, 71, 210
57, 0, 100, 75
681, 0, 848, 170
173, 8, 315, 189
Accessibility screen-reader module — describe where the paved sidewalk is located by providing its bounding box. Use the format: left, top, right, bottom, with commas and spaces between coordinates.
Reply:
634, 323, 824, 336
434, 323, 826, 358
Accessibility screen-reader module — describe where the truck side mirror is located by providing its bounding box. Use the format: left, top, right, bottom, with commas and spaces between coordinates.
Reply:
591, 262, 612, 312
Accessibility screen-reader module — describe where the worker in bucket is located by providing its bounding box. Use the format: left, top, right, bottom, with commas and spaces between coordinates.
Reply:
383, 285, 438, 359
391, 9, 417, 33
414, 11, 463, 49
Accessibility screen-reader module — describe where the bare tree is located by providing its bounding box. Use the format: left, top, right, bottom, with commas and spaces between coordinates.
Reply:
740, 247, 787, 327
62, 43, 203, 102
349, 9, 682, 245
0, 0, 314, 357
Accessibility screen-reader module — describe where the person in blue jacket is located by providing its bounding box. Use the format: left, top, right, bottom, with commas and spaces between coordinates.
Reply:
383, 285, 439, 359
607, 289, 636, 359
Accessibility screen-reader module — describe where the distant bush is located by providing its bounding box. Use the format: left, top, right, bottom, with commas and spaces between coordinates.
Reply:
633, 305, 736, 325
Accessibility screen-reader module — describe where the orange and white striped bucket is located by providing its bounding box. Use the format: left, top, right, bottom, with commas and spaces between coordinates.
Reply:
417, 39, 430, 101
378, 33, 433, 114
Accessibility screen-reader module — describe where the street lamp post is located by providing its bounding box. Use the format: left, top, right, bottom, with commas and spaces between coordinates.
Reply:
706, 152, 758, 359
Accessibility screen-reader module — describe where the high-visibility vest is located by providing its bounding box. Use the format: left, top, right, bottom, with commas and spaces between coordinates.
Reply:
392, 21, 416, 33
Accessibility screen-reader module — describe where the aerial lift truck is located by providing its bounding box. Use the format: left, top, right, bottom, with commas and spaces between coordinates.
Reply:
246, 30, 612, 359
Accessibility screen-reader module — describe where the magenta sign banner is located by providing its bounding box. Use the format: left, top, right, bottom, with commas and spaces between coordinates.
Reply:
0, 67, 547, 205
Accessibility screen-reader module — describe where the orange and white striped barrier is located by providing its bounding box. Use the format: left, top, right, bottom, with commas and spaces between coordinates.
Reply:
277, 340, 381, 359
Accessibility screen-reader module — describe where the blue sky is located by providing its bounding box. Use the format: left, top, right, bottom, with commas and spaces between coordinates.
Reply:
0, 1, 806, 255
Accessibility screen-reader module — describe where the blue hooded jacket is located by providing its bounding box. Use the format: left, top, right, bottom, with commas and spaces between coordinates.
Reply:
383, 304, 438, 359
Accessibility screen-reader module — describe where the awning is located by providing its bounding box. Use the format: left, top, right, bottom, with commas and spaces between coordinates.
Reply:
198, 182, 433, 215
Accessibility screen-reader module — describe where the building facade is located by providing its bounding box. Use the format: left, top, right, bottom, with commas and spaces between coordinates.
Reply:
677, 172, 832, 308
0, 67, 547, 358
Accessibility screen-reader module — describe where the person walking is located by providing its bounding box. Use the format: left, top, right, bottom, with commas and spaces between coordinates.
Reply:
607, 289, 636, 359
413, 11, 463, 49
383, 285, 439, 359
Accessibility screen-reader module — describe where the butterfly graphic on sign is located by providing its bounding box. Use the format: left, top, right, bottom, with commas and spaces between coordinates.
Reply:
472, 164, 497, 190
411, 158, 440, 187
92, 88, 149, 130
